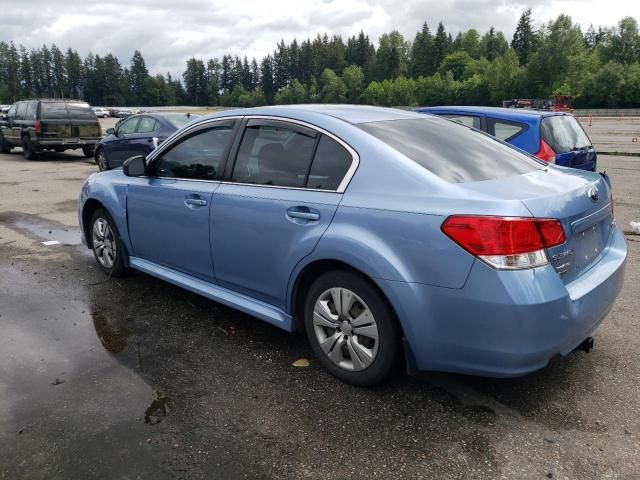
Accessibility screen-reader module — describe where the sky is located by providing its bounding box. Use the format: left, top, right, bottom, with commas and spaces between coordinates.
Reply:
1, 0, 640, 77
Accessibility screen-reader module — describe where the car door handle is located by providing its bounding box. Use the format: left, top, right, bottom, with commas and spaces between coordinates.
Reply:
286, 207, 320, 221
184, 197, 207, 207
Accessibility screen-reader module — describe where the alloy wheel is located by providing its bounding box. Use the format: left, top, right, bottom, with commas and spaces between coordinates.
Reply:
92, 218, 117, 269
312, 287, 379, 371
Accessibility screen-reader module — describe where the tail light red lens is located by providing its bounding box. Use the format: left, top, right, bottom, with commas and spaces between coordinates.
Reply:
535, 139, 556, 163
34, 120, 42, 135
441, 216, 566, 269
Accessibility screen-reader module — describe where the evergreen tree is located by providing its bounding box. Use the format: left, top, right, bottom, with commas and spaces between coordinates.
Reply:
260, 55, 275, 103
512, 9, 536, 64
410, 22, 435, 77
433, 22, 449, 71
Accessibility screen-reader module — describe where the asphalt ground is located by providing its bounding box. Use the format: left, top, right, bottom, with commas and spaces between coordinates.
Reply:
0, 118, 639, 479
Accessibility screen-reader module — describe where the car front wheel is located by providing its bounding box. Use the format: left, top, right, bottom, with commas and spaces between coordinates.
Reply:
95, 148, 109, 171
90, 208, 127, 277
303, 270, 401, 386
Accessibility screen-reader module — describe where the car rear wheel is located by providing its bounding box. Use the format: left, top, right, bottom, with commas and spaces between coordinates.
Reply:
22, 136, 38, 160
95, 148, 109, 171
303, 270, 401, 386
90, 208, 128, 277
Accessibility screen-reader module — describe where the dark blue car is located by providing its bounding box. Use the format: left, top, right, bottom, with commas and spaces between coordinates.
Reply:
416, 106, 597, 171
95, 112, 196, 171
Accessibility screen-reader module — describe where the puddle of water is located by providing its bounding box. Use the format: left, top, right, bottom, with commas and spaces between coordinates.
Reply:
10, 217, 83, 246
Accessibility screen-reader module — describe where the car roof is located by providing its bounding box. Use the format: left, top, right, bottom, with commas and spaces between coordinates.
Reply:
416, 106, 570, 121
198, 104, 424, 125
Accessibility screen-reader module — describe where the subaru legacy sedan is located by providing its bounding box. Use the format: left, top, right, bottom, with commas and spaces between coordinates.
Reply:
78, 105, 626, 386
416, 106, 597, 171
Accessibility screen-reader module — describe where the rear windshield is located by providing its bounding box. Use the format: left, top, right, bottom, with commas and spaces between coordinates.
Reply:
358, 118, 544, 183
41, 102, 96, 121
540, 115, 591, 152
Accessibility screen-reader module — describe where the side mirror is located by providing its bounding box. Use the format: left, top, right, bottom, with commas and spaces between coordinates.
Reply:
106, 127, 115, 135
122, 155, 147, 177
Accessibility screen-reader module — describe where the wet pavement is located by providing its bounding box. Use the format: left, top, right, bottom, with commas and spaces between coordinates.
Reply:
1, 149, 640, 479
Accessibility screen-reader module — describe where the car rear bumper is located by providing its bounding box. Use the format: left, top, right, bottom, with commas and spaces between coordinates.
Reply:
380, 225, 627, 377
33, 138, 100, 148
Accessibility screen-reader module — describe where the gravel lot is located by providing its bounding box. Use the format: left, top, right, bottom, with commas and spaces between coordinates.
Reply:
1, 118, 639, 479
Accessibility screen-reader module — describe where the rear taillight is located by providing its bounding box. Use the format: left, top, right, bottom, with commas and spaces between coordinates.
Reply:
535, 139, 556, 163
441, 216, 566, 270
34, 120, 42, 135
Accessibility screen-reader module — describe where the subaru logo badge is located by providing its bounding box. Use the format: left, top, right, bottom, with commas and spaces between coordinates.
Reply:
588, 187, 599, 202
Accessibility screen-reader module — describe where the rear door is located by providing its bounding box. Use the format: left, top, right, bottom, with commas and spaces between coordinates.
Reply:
212, 118, 356, 310
66, 102, 101, 139
127, 116, 160, 157
39, 102, 71, 140
126, 119, 237, 281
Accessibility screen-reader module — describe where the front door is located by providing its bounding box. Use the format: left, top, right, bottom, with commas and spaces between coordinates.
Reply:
108, 116, 140, 163
126, 120, 237, 282
212, 119, 356, 310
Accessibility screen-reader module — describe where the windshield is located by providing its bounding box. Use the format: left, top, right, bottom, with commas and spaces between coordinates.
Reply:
165, 114, 199, 128
358, 118, 544, 183
540, 115, 591, 152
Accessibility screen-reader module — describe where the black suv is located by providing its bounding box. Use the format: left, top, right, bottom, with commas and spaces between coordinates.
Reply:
0, 99, 102, 160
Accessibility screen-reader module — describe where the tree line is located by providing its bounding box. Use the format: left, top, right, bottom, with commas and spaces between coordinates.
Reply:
2, 12, 640, 108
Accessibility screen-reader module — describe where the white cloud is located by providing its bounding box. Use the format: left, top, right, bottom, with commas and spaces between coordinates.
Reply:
1, 0, 639, 77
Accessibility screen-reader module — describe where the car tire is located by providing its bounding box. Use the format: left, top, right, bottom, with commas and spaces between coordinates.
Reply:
89, 208, 128, 277
22, 135, 38, 160
82, 146, 95, 158
0, 136, 11, 153
303, 270, 401, 386
95, 148, 109, 171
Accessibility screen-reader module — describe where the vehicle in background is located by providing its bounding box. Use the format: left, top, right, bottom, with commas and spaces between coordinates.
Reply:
92, 107, 110, 118
0, 99, 101, 159
502, 95, 573, 113
416, 106, 597, 171
0, 105, 11, 113
116, 108, 134, 119
94, 112, 197, 170
78, 105, 625, 386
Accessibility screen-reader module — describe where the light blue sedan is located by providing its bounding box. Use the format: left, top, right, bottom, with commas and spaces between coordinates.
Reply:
78, 105, 627, 386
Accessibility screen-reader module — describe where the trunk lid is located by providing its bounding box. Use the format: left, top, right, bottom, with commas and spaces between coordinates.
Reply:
461, 167, 614, 283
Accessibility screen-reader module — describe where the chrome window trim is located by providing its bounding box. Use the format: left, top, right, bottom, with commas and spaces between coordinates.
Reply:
145, 114, 360, 193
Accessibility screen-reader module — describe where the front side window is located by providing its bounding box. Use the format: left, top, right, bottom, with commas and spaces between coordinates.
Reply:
117, 117, 139, 135
231, 123, 317, 188
306, 135, 353, 190
358, 118, 543, 183
149, 125, 234, 180
137, 116, 159, 134
443, 115, 481, 129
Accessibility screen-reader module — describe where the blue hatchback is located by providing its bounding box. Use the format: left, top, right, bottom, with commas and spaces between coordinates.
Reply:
416, 106, 597, 171
78, 105, 626, 386
94, 112, 196, 171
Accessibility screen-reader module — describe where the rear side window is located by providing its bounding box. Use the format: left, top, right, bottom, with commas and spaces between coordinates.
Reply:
66, 103, 96, 120
306, 135, 352, 190
358, 118, 543, 183
232, 124, 317, 188
42, 103, 69, 120
137, 117, 159, 134
489, 119, 526, 142
540, 115, 591, 153
26, 101, 38, 119
443, 115, 481, 129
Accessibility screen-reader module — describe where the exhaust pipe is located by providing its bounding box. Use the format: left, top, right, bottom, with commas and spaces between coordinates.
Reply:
575, 336, 594, 353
